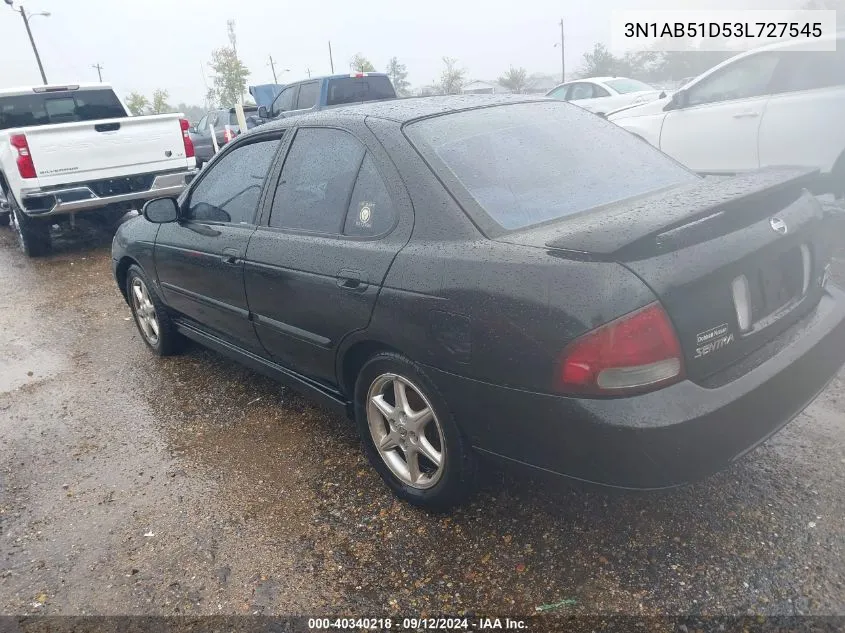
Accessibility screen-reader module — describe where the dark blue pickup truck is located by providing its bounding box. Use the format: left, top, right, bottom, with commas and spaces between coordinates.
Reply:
257, 73, 396, 122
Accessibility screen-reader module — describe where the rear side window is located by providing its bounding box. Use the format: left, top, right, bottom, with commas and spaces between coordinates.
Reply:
343, 155, 395, 236
406, 102, 696, 233
770, 49, 845, 93
296, 82, 320, 109
0, 89, 127, 129
326, 76, 396, 106
269, 128, 365, 233
186, 138, 281, 224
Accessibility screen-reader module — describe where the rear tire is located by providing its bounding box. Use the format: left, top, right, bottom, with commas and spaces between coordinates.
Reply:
126, 264, 183, 356
354, 352, 477, 510
10, 199, 51, 257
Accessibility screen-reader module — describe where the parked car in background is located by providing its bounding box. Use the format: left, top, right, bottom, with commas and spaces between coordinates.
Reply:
0, 83, 196, 256
189, 106, 260, 168
113, 96, 845, 509
256, 73, 396, 123
608, 33, 845, 197
545, 77, 664, 116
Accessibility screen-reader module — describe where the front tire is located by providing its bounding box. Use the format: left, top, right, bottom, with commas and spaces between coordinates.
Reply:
126, 265, 183, 356
354, 352, 476, 510
10, 201, 51, 257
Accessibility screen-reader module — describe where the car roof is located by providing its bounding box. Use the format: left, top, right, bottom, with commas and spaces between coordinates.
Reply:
286, 72, 391, 85
255, 94, 549, 128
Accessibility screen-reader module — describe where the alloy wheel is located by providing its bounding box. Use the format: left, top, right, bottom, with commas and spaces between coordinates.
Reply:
366, 373, 446, 489
130, 277, 160, 346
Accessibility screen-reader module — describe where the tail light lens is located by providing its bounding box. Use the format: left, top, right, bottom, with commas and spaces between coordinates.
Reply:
557, 302, 685, 396
179, 118, 195, 158
223, 125, 234, 144
10, 134, 36, 179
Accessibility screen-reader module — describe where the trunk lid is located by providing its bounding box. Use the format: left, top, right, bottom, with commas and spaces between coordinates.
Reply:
22, 114, 191, 186
497, 167, 836, 382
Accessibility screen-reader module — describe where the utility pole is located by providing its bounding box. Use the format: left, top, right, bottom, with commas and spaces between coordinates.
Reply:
268, 54, 278, 83
559, 18, 565, 83
306, 67, 311, 79
5, 2, 49, 84
92, 63, 104, 82
328, 41, 334, 74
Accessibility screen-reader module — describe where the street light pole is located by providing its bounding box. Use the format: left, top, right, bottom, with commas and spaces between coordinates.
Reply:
559, 18, 565, 83
5, 2, 49, 85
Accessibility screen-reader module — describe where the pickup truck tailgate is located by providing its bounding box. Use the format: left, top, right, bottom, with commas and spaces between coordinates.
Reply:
24, 114, 191, 186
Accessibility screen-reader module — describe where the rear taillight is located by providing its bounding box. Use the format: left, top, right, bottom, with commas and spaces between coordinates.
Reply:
10, 134, 36, 179
557, 302, 684, 396
223, 125, 235, 144
179, 118, 195, 158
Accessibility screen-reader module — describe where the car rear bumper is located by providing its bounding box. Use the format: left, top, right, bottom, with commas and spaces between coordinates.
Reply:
426, 285, 845, 489
19, 170, 197, 217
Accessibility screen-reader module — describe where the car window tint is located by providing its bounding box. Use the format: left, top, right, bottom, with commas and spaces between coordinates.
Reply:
343, 154, 395, 237
186, 138, 281, 224
569, 83, 594, 100
406, 101, 696, 232
296, 82, 320, 109
269, 128, 365, 233
0, 89, 126, 129
769, 49, 845, 93
325, 76, 396, 106
686, 53, 781, 106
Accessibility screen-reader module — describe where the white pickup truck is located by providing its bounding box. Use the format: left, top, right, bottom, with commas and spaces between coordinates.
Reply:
0, 83, 196, 256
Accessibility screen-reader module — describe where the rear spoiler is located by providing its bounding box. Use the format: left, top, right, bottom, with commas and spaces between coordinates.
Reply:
544, 166, 821, 258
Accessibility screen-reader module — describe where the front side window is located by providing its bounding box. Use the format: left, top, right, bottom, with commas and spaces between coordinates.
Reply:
686, 53, 781, 106
296, 82, 320, 109
406, 101, 696, 233
196, 114, 209, 133
272, 86, 298, 115
186, 138, 281, 224
269, 128, 366, 233
546, 85, 568, 99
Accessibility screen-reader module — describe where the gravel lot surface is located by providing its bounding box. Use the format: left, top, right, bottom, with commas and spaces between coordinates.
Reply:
1, 218, 844, 622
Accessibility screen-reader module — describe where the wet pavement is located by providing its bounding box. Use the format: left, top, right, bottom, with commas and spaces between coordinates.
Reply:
1, 219, 844, 618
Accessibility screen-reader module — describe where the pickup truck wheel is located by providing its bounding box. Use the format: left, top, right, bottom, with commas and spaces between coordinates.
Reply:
126, 265, 183, 356
354, 352, 477, 510
10, 203, 51, 257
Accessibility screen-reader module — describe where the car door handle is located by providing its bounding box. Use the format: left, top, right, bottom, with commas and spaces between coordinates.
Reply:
733, 111, 760, 119
337, 269, 368, 291
221, 247, 242, 265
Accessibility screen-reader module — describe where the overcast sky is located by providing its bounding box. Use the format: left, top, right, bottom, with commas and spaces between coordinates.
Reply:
2, 0, 806, 105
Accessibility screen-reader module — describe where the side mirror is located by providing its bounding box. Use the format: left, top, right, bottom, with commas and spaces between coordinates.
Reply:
143, 197, 179, 223
258, 105, 269, 119
666, 89, 688, 111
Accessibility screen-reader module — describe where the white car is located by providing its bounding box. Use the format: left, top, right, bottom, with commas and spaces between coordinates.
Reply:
608, 33, 845, 197
0, 83, 197, 256
545, 77, 664, 116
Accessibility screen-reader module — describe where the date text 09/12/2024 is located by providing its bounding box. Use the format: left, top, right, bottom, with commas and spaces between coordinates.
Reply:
307, 617, 528, 630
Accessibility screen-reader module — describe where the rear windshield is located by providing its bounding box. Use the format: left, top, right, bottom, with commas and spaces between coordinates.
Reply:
0, 89, 127, 130
604, 78, 654, 94
406, 101, 696, 233
228, 108, 258, 125
326, 76, 396, 106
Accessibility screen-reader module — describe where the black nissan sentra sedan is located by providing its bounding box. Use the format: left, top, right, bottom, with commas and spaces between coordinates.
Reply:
112, 95, 845, 509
